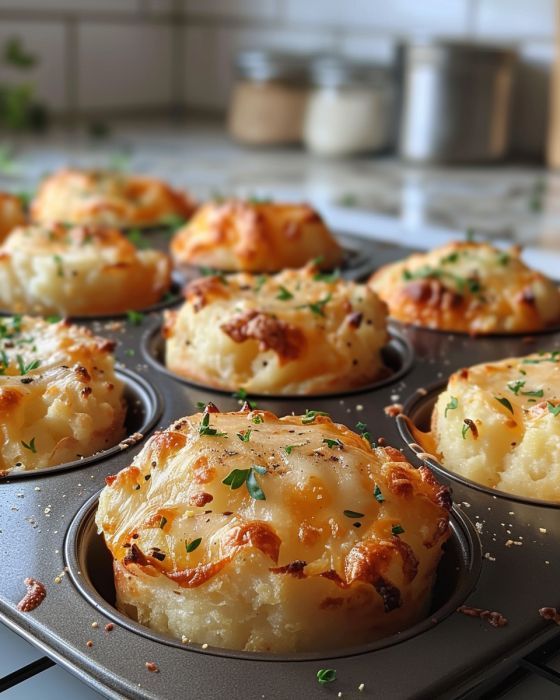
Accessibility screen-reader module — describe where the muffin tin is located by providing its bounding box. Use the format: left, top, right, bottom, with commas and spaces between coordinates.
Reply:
1, 230, 560, 699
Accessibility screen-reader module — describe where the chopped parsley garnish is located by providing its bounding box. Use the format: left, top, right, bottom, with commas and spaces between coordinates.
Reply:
495, 396, 514, 414
45, 315, 61, 324
124, 348, 135, 357
162, 214, 188, 231
374, 484, 384, 502
127, 228, 149, 249
186, 537, 202, 553
440, 252, 459, 265
343, 510, 364, 519
0, 350, 8, 374
302, 409, 329, 425
276, 285, 294, 301
507, 380, 525, 395
237, 429, 252, 443
355, 420, 372, 444
158, 516, 167, 529
254, 275, 267, 292
392, 524, 405, 536
21, 437, 36, 453
402, 265, 482, 295
126, 310, 144, 326
252, 414, 264, 424
222, 465, 267, 500
53, 254, 64, 277
547, 402, 560, 417
316, 669, 337, 685
310, 255, 325, 268
305, 293, 332, 317
313, 269, 340, 283
199, 412, 227, 437
323, 438, 343, 449
462, 421, 473, 439
444, 396, 458, 417
16, 355, 40, 375
232, 387, 257, 408
196, 401, 207, 410
522, 351, 560, 365
283, 445, 298, 455
522, 389, 544, 398
497, 251, 510, 266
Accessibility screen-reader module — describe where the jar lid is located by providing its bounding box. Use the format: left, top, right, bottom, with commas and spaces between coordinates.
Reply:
235, 50, 310, 83
402, 39, 516, 67
309, 55, 391, 88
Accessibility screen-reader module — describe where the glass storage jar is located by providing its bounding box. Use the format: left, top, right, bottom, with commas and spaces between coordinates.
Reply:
227, 50, 309, 146
303, 56, 394, 156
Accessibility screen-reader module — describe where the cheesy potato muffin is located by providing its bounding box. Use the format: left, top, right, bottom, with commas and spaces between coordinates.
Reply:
0, 223, 171, 316
31, 169, 194, 228
0, 193, 26, 242
0, 315, 125, 475
429, 351, 560, 500
163, 266, 389, 394
369, 241, 560, 334
96, 406, 451, 652
170, 200, 343, 272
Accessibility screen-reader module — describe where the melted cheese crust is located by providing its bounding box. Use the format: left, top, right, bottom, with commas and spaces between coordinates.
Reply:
170, 200, 343, 271
0, 316, 125, 474
164, 266, 389, 394
96, 408, 450, 652
0, 223, 171, 315
432, 351, 560, 500
0, 193, 25, 242
369, 241, 560, 334
31, 169, 195, 228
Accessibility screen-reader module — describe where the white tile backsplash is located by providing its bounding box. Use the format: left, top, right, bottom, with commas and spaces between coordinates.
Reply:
183, 0, 280, 20
77, 22, 174, 110
283, 0, 471, 36
183, 24, 337, 109
0, 0, 139, 11
0, 21, 67, 112
474, 0, 555, 39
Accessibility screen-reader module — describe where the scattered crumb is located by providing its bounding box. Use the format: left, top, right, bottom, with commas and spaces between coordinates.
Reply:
201, 643, 208, 649
355, 404, 363, 411
105, 623, 114, 632
505, 540, 523, 547
358, 683, 365, 692
539, 528, 547, 534
17, 578, 46, 612
145, 662, 159, 673
539, 607, 560, 624
119, 432, 143, 450
181, 635, 189, 644
91, 622, 99, 629
384, 403, 403, 417
484, 552, 496, 562
86, 640, 93, 648
457, 605, 508, 628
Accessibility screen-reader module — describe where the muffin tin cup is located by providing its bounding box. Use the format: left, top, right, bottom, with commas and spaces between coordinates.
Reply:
397, 381, 560, 511
2, 236, 560, 699
0, 367, 163, 481
64, 492, 482, 662
141, 321, 414, 400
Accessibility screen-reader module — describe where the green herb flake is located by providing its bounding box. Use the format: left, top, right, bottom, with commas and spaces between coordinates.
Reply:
355, 420, 373, 444
507, 380, 525, 395
343, 510, 364, 519
199, 412, 227, 438
316, 669, 337, 685
302, 409, 329, 425
186, 537, 202, 553
16, 355, 40, 375
254, 275, 267, 292
305, 293, 332, 317
252, 414, 264, 424
45, 315, 61, 324
495, 396, 514, 414
313, 269, 340, 283
522, 389, 544, 398
126, 310, 144, 326
497, 251, 510, 266
127, 228, 149, 249
392, 524, 405, 536
237, 429, 252, 443
374, 484, 384, 502
21, 437, 36, 453
462, 421, 473, 439
337, 192, 358, 206
124, 348, 135, 357
196, 401, 207, 410
323, 438, 343, 449
276, 285, 294, 301
222, 465, 266, 500
444, 396, 458, 417
53, 254, 64, 278
547, 402, 560, 417
158, 516, 167, 529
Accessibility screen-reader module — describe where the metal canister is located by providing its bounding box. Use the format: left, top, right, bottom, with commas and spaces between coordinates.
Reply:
398, 41, 517, 163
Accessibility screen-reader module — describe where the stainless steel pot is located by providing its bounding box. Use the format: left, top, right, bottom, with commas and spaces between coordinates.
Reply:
398, 41, 517, 163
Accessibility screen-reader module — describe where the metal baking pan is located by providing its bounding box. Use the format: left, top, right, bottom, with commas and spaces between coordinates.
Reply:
1, 231, 560, 699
